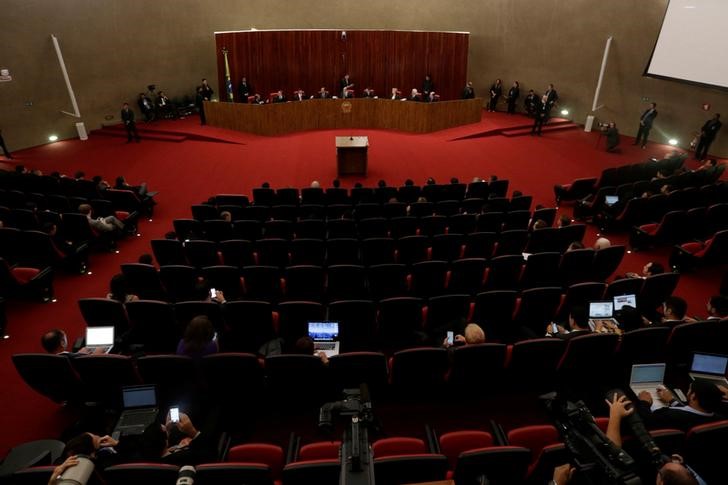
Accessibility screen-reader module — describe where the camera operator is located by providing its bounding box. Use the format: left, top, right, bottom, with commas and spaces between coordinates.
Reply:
603, 393, 705, 485
600, 121, 620, 152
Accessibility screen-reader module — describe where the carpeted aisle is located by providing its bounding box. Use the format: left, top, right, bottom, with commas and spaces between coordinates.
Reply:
0, 112, 724, 454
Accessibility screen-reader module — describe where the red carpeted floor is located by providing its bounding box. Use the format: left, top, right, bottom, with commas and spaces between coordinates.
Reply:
0, 111, 725, 455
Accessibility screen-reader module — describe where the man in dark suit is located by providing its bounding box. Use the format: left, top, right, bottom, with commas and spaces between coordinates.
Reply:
0, 128, 12, 159
695, 113, 722, 160
238, 76, 251, 102
121, 103, 140, 142
422, 74, 434, 96
195, 86, 207, 125
531, 95, 551, 136
545, 305, 592, 340
524, 89, 538, 117
292, 89, 306, 101
634, 102, 658, 148
137, 93, 155, 122
488, 78, 502, 112
200, 78, 214, 101
316, 87, 330, 99
544, 83, 558, 109
506, 81, 520, 114
272, 90, 286, 103
462, 81, 475, 99
340, 74, 354, 97
635, 379, 724, 431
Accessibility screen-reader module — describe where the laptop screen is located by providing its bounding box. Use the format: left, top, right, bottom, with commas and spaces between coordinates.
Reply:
308, 321, 339, 341
613, 294, 637, 311
631, 364, 666, 384
86, 326, 114, 346
691, 353, 728, 376
589, 301, 614, 318
122, 385, 157, 409
605, 195, 619, 206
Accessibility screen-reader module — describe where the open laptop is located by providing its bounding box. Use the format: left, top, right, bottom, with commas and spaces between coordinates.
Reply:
689, 353, 728, 388
630, 364, 667, 410
85, 326, 115, 354
112, 385, 159, 437
308, 321, 340, 358
613, 294, 637, 311
604, 195, 619, 207
588, 301, 619, 329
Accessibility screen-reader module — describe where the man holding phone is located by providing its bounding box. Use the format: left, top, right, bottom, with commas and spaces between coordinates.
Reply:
442, 323, 486, 348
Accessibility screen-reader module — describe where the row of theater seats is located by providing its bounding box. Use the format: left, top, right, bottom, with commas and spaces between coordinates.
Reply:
190, 196, 535, 224
595, 189, 728, 234
180, 206, 555, 241
631, 205, 728, 250
211, 179, 512, 208
0, 170, 138, 201
77, 279, 681, 356
120, 250, 628, 305
152, 227, 596, 271
14, 317, 728, 410
10, 420, 727, 485
671, 229, 728, 271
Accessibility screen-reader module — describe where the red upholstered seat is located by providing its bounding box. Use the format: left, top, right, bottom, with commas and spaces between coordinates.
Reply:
114, 211, 130, 220
298, 441, 341, 461
507, 425, 561, 464
227, 443, 284, 479
11, 267, 40, 284
438, 430, 493, 469
638, 222, 658, 235
372, 437, 427, 458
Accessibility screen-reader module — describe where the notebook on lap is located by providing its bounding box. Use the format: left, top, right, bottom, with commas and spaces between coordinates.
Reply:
85, 326, 115, 354
613, 294, 637, 311
630, 363, 667, 410
308, 321, 340, 357
112, 385, 159, 437
689, 353, 728, 387
588, 301, 619, 329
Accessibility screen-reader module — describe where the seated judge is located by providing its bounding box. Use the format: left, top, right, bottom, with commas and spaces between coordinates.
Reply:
293, 89, 306, 101
156, 91, 176, 119
272, 90, 286, 103
250, 93, 265, 104
363, 87, 375, 98
408, 88, 421, 101
315, 87, 330, 99
390, 88, 401, 100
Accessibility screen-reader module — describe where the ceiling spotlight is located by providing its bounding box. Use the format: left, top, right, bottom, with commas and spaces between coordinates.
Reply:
560, 109, 569, 116
48, 135, 59, 142
668, 138, 679, 146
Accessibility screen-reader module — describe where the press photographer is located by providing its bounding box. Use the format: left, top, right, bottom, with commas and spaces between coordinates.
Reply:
599, 121, 620, 152
543, 392, 707, 485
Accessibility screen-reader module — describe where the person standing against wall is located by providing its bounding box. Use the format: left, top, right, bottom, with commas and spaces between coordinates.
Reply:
488, 79, 502, 112
695, 113, 722, 161
506, 81, 520, 114
633, 102, 657, 148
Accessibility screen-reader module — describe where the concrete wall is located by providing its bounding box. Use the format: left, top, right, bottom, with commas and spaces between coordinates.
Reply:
2, 0, 726, 155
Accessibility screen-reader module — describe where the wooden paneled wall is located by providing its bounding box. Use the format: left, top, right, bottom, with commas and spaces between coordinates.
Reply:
214, 30, 469, 102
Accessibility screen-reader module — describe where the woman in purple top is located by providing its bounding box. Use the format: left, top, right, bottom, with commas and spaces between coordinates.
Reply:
177, 315, 218, 357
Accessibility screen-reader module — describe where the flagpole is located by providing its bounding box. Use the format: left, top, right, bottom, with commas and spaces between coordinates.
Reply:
222, 47, 234, 102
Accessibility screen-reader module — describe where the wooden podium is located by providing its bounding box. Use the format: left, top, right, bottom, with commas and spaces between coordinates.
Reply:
336, 136, 369, 176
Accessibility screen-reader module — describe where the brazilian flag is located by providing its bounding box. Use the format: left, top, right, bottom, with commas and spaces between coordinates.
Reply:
224, 49, 234, 102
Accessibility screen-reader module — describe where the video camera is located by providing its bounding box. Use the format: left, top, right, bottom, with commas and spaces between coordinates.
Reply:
543, 392, 651, 485
319, 386, 376, 485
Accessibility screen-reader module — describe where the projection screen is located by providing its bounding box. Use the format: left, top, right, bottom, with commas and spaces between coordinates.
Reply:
645, 0, 728, 89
